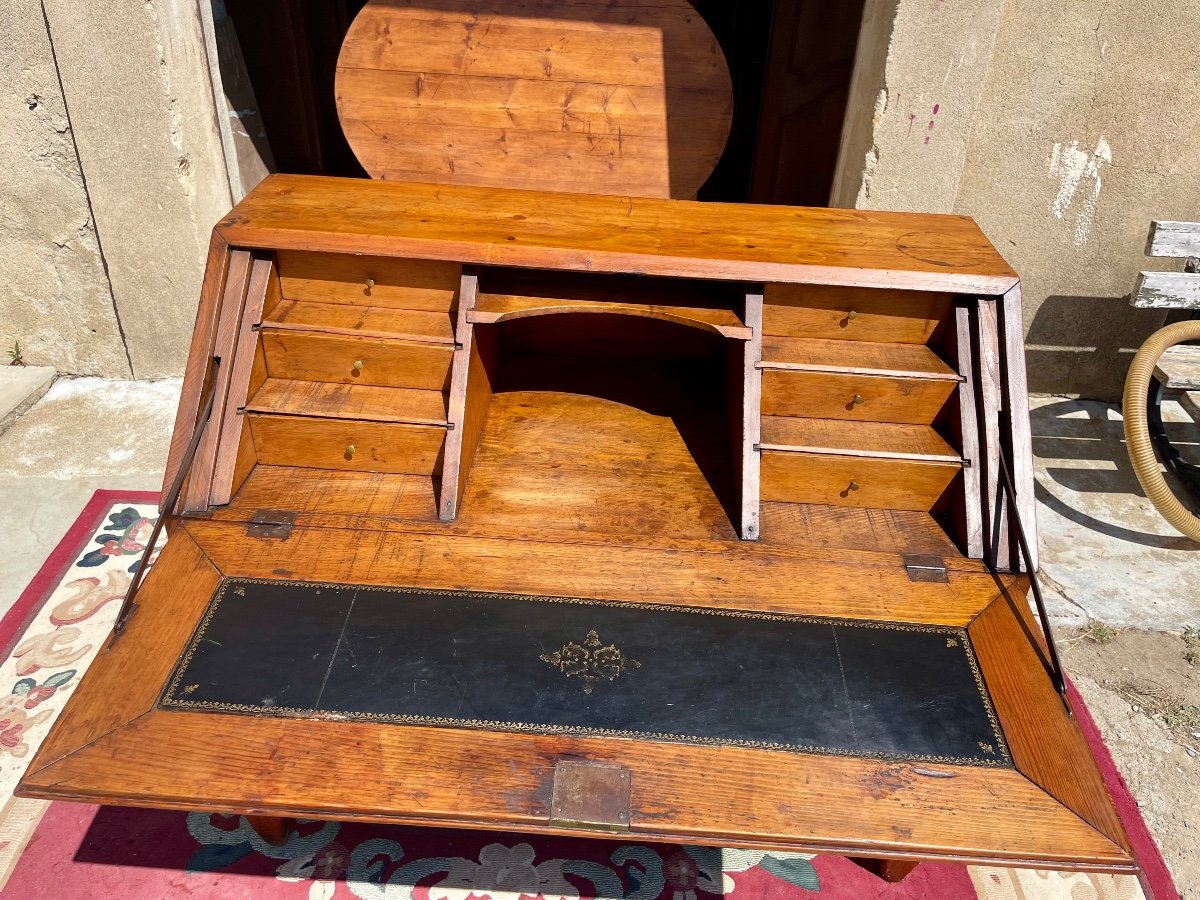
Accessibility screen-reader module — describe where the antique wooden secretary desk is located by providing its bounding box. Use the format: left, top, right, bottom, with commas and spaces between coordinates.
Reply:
21, 0, 1134, 881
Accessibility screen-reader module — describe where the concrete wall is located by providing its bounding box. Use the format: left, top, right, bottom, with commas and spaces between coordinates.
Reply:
1, 0, 231, 379
837, 0, 1200, 399
0, 0, 129, 377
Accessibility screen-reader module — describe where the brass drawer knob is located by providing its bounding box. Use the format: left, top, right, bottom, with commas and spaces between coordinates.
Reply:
353, 359, 364, 373
846, 309, 858, 321
848, 480, 860, 491
365, 278, 375, 293
344, 444, 356, 459
852, 393, 866, 405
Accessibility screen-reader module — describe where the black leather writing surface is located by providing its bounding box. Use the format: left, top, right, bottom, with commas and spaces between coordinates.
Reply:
161, 579, 1011, 767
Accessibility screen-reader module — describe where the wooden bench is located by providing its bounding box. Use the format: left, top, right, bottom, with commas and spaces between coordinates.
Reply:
1133, 220, 1200, 391
1131, 220, 1200, 501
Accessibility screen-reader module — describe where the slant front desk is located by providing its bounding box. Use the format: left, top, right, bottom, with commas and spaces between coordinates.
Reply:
20, 175, 1135, 875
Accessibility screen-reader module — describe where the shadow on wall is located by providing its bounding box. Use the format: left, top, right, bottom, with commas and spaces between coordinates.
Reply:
1031, 396, 1199, 551
1025, 295, 1167, 399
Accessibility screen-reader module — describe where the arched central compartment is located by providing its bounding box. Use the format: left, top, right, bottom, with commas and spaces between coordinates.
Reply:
452, 298, 755, 542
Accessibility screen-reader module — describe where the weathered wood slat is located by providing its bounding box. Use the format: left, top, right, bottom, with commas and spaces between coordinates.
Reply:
1132, 271, 1200, 309
1146, 220, 1200, 258
1155, 344, 1200, 389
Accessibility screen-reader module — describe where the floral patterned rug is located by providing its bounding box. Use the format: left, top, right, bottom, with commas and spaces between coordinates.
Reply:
0, 492, 1176, 899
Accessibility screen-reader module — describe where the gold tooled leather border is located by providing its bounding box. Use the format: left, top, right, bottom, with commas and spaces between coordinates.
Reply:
160, 577, 1013, 768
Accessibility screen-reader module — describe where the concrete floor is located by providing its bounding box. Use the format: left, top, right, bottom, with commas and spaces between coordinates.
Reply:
0, 379, 1196, 891
1033, 394, 1200, 631
0, 376, 178, 616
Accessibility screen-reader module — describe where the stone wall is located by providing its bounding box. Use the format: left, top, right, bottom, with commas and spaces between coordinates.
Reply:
1, 0, 231, 379
836, 0, 1200, 399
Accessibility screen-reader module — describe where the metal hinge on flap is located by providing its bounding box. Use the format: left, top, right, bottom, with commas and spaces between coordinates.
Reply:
902, 554, 948, 583
245, 509, 296, 540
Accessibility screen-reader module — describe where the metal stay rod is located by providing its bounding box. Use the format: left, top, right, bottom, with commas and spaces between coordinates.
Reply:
113, 357, 222, 637
995, 447, 1070, 711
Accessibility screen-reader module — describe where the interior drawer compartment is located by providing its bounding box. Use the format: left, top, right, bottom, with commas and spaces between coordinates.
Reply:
470, 268, 753, 339
246, 379, 448, 426
759, 417, 961, 510
760, 368, 957, 424
275, 250, 461, 312
763, 284, 952, 344
262, 330, 453, 391
262, 300, 455, 344
249, 414, 446, 475
761, 451, 959, 510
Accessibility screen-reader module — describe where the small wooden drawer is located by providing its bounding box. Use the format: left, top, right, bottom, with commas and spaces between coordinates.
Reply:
249, 414, 446, 476
275, 250, 461, 312
760, 369, 957, 424
262, 330, 454, 391
763, 284, 952, 344
760, 451, 959, 511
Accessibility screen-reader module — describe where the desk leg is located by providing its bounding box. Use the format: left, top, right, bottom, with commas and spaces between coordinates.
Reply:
246, 814, 295, 845
848, 856, 920, 882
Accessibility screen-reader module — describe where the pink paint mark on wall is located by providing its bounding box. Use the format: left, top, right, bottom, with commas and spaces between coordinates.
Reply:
908, 113, 917, 136
924, 104, 940, 145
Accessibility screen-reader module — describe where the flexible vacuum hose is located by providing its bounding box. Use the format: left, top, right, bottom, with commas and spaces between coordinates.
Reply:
1122, 320, 1200, 541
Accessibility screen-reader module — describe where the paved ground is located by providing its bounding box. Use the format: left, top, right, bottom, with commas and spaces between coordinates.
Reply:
0, 379, 1196, 892
0, 376, 177, 615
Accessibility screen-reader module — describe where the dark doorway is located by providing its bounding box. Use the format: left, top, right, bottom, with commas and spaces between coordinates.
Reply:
219, 0, 865, 205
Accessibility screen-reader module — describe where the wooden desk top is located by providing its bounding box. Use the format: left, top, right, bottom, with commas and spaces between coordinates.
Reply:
218, 175, 1019, 295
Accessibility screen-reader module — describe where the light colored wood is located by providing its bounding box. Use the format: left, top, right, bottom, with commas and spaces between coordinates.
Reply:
999, 285, 1037, 571
760, 417, 961, 462
334, 0, 732, 199
249, 414, 446, 476
24, 528, 220, 773
760, 369, 957, 424
975, 299, 1010, 570
275, 250, 461, 311
183, 250, 252, 513
1146, 219, 1200, 258
739, 293, 763, 540
218, 463, 963, 559
262, 330, 453, 391
185, 518, 1003, 627
264, 299, 456, 344
761, 451, 959, 511
759, 503, 961, 556
22, 707, 1132, 871
217, 176, 1021, 295
210, 256, 273, 507
451, 388, 739, 542
759, 336, 960, 380
247, 379, 448, 426
970, 590, 1131, 855
1132, 271, 1200, 308
1154, 343, 1200, 389
762, 285, 954, 342
456, 332, 497, 512
469, 292, 751, 339
217, 466, 440, 523
439, 271, 481, 521
162, 232, 231, 506
955, 304, 984, 559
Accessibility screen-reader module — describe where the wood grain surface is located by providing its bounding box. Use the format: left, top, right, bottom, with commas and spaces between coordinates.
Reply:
335, 0, 732, 198
217, 176, 1019, 294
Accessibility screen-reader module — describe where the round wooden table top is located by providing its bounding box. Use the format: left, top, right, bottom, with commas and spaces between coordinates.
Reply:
335, 0, 732, 199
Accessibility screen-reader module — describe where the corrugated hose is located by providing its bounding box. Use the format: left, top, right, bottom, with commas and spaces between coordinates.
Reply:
1122, 320, 1200, 542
